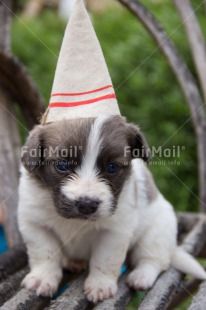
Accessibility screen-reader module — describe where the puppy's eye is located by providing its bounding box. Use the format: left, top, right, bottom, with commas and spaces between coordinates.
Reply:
55, 160, 69, 172
106, 163, 119, 174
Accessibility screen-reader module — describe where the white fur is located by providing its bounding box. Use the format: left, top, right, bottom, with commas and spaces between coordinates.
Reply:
18, 149, 206, 302
79, 114, 109, 175
61, 115, 114, 218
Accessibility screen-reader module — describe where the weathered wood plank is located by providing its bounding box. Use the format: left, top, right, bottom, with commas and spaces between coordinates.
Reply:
0, 0, 12, 53
177, 212, 200, 232
47, 273, 90, 310
137, 268, 183, 310
188, 281, 206, 310
177, 212, 200, 242
0, 246, 27, 281
168, 278, 201, 310
48, 271, 135, 310
181, 217, 206, 255
0, 267, 28, 306
0, 269, 74, 310
0, 86, 22, 247
0, 0, 23, 247
0, 288, 50, 310
174, 0, 206, 113
0, 51, 45, 129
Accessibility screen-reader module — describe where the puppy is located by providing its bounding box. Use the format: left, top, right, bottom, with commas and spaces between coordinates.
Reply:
18, 115, 206, 302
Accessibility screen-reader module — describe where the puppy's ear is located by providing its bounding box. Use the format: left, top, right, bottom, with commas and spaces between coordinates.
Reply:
21, 125, 44, 173
127, 124, 151, 163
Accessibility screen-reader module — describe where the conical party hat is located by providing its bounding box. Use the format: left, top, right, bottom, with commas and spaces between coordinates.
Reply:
43, 0, 120, 124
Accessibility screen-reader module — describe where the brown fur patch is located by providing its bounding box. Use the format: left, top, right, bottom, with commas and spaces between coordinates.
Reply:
22, 118, 95, 175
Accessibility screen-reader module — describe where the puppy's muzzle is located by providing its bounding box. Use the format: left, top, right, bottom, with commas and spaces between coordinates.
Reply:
75, 197, 101, 215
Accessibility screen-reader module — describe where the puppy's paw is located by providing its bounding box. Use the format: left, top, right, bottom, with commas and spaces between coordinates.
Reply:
21, 268, 62, 297
127, 266, 159, 291
84, 275, 118, 303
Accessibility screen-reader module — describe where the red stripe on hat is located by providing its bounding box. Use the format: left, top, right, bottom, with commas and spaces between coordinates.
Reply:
51, 85, 113, 97
49, 94, 116, 108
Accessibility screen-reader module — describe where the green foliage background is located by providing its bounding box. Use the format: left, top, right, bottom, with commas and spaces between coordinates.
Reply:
12, 0, 206, 213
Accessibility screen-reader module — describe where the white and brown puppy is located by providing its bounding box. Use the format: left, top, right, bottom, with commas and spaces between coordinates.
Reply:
18, 115, 206, 302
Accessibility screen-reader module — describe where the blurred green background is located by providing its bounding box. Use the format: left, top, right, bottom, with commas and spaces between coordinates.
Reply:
11, 0, 206, 308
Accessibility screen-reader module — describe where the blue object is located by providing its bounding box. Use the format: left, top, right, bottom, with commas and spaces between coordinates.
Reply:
0, 225, 8, 254
53, 283, 69, 299
121, 265, 127, 274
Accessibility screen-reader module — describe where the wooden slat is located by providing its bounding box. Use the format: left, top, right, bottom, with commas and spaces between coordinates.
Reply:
48, 272, 135, 310
137, 268, 183, 310
181, 217, 206, 255
1, 269, 74, 310
168, 278, 201, 310
188, 281, 206, 310
0, 267, 28, 306
177, 212, 201, 228
0, 86, 22, 247
177, 212, 201, 236
47, 273, 90, 310
0, 288, 50, 310
0, 246, 27, 281
0, 267, 72, 309
0, 0, 22, 247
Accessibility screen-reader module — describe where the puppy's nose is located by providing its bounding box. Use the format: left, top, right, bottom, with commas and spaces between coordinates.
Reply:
76, 197, 100, 215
